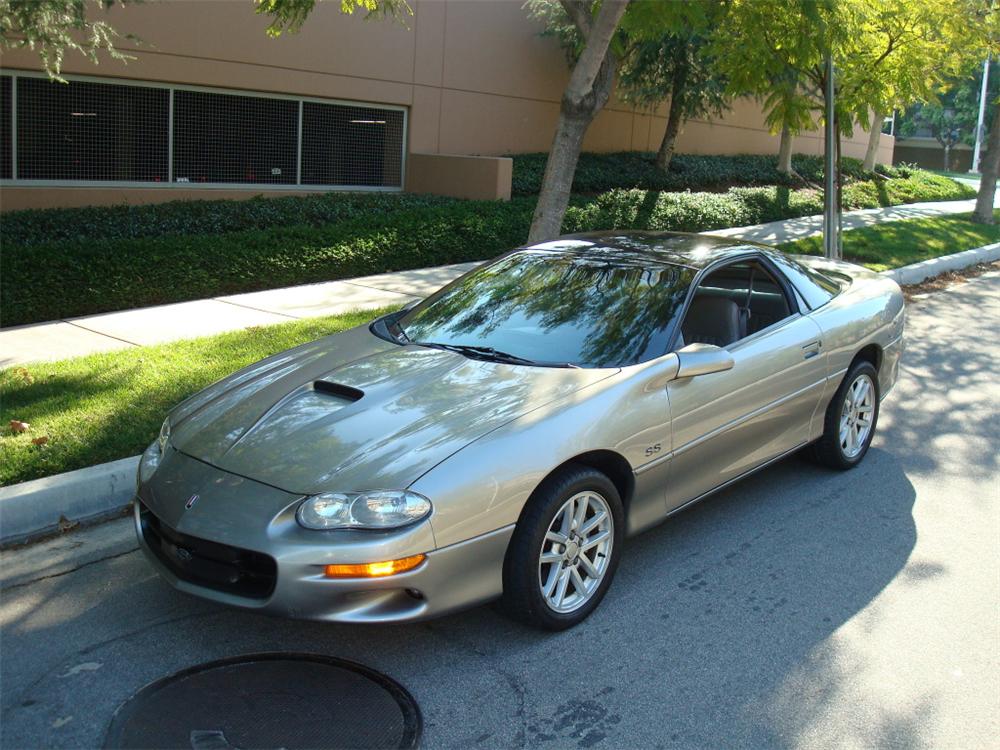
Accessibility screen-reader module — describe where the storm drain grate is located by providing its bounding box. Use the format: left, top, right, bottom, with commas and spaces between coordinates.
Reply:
104, 653, 421, 750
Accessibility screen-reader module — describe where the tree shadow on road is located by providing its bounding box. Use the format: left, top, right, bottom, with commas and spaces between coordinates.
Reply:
0, 450, 917, 750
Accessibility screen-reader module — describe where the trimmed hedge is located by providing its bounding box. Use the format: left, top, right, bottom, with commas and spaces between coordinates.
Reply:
510, 151, 919, 196
564, 171, 975, 234
2, 191, 458, 247
0, 170, 974, 327
1, 199, 537, 326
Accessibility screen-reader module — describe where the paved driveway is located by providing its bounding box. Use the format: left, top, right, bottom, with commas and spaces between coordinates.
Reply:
2, 273, 998, 750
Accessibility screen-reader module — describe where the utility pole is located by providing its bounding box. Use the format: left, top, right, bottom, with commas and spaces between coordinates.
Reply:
823, 52, 840, 259
972, 55, 990, 174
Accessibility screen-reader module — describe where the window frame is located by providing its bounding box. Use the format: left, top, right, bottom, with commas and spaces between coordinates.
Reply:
0, 69, 408, 192
669, 252, 802, 353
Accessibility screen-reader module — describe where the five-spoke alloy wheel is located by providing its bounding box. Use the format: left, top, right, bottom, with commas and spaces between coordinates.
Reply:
502, 465, 624, 630
813, 358, 880, 469
839, 373, 875, 459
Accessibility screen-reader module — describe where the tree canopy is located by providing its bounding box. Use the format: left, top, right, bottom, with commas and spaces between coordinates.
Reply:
0, 0, 138, 80
712, 0, 982, 140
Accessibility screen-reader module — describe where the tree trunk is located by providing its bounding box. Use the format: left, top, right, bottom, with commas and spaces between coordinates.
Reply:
943, 143, 951, 171
777, 125, 793, 174
528, 0, 629, 243
862, 109, 883, 171
973, 103, 1000, 224
528, 113, 593, 242
655, 55, 690, 173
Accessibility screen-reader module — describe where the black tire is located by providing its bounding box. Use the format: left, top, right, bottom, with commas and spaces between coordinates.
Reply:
500, 464, 625, 631
812, 359, 880, 470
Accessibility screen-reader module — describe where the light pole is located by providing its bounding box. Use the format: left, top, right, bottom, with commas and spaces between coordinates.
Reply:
823, 52, 840, 259
972, 55, 990, 174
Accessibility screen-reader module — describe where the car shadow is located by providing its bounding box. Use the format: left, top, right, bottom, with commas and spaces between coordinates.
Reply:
0, 446, 916, 749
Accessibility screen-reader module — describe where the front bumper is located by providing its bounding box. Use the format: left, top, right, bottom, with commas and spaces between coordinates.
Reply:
136, 501, 513, 623
135, 448, 514, 623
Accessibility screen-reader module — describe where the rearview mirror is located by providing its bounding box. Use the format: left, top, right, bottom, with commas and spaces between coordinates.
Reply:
675, 343, 734, 379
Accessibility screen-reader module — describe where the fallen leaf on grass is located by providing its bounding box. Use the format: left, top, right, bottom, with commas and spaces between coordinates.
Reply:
31, 436, 49, 446
9, 420, 30, 433
12, 367, 35, 384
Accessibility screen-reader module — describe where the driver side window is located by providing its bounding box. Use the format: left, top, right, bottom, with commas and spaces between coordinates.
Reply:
679, 261, 793, 349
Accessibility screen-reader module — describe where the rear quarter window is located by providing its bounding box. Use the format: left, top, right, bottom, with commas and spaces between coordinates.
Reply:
768, 253, 842, 310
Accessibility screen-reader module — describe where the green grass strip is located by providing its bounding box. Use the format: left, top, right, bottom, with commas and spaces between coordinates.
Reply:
779, 211, 1000, 272
0, 307, 397, 487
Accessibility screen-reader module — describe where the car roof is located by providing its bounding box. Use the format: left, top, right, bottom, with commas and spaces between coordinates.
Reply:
522, 231, 765, 270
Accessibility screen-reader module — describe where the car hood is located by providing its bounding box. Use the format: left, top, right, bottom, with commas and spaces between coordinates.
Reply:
169, 324, 616, 495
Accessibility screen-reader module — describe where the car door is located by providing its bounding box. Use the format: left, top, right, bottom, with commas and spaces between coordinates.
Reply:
665, 255, 827, 510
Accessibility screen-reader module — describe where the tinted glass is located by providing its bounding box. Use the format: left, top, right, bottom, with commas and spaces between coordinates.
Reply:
17, 77, 168, 181
0, 76, 10, 179
399, 250, 695, 368
768, 252, 842, 309
301, 102, 404, 187
683, 261, 792, 346
173, 90, 297, 184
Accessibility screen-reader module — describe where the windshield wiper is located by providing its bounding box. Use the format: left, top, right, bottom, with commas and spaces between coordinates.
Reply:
414, 342, 576, 368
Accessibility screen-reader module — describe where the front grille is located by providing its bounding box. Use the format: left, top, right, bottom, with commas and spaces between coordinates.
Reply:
139, 502, 277, 600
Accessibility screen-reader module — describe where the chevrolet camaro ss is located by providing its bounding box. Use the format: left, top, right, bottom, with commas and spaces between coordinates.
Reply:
135, 232, 904, 630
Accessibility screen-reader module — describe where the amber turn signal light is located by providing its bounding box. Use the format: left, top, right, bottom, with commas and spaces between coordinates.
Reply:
324, 554, 426, 579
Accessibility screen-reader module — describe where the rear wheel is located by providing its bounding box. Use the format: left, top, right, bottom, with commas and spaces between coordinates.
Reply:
501, 466, 624, 630
812, 360, 880, 469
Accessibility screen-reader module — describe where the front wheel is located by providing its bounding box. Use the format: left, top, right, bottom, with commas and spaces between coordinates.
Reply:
812, 359, 880, 470
501, 466, 624, 630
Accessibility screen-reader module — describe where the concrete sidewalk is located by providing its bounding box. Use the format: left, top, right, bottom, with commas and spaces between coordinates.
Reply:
0, 263, 480, 368
0, 196, 988, 367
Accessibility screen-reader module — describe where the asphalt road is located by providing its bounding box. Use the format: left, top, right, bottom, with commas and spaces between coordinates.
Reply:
2, 272, 998, 750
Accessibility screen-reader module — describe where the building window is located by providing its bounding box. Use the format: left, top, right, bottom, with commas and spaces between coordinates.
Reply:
302, 102, 405, 187
2, 72, 406, 190
0, 76, 11, 180
173, 89, 298, 185
16, 76, 169, 182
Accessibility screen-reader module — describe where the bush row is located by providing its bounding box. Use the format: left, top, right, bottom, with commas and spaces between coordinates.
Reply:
2, 153, 932, 247
1, 171, 974, 328
1, 199, 537, 326
510, 151, 918, 195
2, 191, 459, 247
562, 171, 974, 234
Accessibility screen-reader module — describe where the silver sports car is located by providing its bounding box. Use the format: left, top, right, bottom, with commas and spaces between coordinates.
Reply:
135, 232, 904, 630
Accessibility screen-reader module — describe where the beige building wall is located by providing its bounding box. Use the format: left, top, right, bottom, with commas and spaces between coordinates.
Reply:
0, 0, 893, 211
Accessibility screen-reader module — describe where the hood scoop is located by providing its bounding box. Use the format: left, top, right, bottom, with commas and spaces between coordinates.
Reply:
313, 381, 364, 402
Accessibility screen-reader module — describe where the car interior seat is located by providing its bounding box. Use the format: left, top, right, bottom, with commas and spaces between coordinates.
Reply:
680, 296, 745, 347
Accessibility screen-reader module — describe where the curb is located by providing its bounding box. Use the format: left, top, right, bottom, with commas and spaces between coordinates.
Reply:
2, 241, 998, 549
0, 455, 139, 548
880, 242, 1000, 285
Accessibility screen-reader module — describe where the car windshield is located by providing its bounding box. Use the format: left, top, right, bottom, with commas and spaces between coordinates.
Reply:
397, 250, 695, 369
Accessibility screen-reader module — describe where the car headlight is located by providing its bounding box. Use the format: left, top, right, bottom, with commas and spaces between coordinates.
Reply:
137, 417, 170, 487
158, 417, 171, 453
296, 490, 432, 530
138, 440, 162, 486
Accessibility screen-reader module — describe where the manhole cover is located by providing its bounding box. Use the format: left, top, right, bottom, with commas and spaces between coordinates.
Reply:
104, 653, 421, 750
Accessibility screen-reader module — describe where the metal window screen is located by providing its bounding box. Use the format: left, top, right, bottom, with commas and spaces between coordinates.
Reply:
0, 76, 11, 179
16, 77, 168, 181
173, 90, 297, 185
301, 103, 404, 188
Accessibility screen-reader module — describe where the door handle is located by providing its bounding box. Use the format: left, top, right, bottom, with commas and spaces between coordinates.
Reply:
802, 340, 822, 359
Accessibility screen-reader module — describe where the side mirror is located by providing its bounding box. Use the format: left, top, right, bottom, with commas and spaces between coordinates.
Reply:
675, 343, 734, 379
